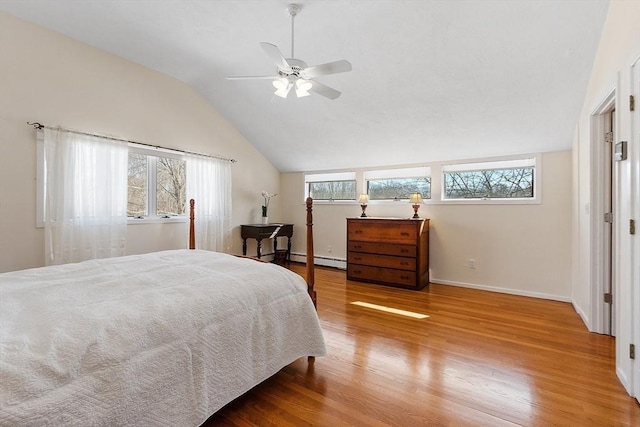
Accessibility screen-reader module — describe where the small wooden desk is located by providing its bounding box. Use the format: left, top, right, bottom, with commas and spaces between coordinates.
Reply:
240, 223, 294, 260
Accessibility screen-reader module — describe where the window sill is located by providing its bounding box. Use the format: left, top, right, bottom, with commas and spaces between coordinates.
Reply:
127, 216, 187, 225
438, 197, 540, 205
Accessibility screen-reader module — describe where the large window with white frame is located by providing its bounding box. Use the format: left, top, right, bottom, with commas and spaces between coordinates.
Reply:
37, 130, 232, 232
305, 172, 357, 201
441, 157, 537, 201
364, 166, 431, 200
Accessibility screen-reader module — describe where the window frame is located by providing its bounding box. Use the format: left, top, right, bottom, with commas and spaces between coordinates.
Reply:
299, 155, 541, 208
440, 155, 540, 204
304, 171, 357, 202
364, 166, 431, 201
127, 145, 187, 223
37, 134, 188, 227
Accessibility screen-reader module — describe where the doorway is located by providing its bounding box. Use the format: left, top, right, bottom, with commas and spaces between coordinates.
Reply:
589, 89, 615, 336
603, 109, 615, 336
631, 57, 640, 404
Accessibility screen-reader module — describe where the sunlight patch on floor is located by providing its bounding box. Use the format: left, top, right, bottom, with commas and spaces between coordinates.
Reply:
350, 301, 429, 319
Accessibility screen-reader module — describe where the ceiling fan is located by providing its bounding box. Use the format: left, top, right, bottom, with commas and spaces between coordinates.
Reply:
227, 3, 352, 100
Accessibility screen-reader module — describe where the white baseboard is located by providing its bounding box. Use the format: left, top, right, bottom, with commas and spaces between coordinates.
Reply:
424, 278, 572, 302
287, 253, 570, 302
572, 301, 592, 331
616, 366, 632, 395
252, 253, 275, 262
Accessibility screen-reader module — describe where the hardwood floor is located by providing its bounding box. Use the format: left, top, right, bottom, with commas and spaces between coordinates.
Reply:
205, 265, 640, 426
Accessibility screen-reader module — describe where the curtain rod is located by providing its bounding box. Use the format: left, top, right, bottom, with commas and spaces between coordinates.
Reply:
27, 122, 237, 163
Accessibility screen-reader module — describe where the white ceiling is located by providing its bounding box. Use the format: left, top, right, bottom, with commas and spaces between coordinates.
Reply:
1, 0, 609, 172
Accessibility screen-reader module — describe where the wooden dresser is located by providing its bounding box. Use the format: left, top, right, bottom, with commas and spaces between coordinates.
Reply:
347, 218, 429, 290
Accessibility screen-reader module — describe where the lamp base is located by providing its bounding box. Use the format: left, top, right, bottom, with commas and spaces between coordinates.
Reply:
412, 204, 420, 219
360, 205, 367, 217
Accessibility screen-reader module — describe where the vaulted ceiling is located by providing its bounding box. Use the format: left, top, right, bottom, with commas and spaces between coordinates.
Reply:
0, 0, 609, 172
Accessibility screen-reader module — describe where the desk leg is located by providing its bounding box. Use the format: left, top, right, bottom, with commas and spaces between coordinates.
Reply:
287, 237, 292, 262
256, 238, 263, 259
242, 238, 247, 256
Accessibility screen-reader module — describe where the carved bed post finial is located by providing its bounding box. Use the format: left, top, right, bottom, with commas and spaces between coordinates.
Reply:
189, 199, 195, 250
306, 197, 316, 308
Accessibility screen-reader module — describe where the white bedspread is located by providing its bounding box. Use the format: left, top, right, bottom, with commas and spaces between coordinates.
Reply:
0, 250, 326, 426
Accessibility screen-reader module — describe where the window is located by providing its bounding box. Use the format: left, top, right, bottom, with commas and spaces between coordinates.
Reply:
37, 130, 232, 236
156, 157, 187, 215
305, 172, 356, 201
442, 158, 536, 200
127, 153, 147, 216
364, 167, 431, 200
127, 148, 186, 218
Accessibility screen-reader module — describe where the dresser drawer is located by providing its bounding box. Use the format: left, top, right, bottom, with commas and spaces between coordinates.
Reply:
348, 241, 416, 257
348, 221, 419, 244
347, 265, 417, 288
348, 252, 416, 271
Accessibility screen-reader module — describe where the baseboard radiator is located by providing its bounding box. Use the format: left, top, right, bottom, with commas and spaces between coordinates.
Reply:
290, 252, 346, 270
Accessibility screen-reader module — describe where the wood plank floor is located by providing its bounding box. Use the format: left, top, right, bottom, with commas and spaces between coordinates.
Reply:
205, 265, 640, 426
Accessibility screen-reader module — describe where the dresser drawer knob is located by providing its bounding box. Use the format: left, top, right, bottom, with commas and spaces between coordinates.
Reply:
354, 257, 362, 261
400, 262, 408, 266
400, 232, 410, 236
354, 245, 362, 249
401, 249, 408, 253
355, 230, 363, 234
401, 275, 409, 280
354, 269, 362, 274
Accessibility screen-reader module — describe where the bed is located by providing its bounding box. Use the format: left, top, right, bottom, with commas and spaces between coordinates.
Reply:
0, 198, 325, 426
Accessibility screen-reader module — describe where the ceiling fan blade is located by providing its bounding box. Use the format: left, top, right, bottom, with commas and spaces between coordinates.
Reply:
227, 75, 277, 80
309, 80, 342, 100
302, 60, 352, 79
259, 42, 292, 72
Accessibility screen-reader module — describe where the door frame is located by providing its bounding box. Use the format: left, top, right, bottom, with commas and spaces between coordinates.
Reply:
630, 57, 640, 403
590, 88, 616, 335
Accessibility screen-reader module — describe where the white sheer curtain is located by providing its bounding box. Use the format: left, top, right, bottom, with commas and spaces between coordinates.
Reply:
186, 154, 232, 252
43, 128, 128, 265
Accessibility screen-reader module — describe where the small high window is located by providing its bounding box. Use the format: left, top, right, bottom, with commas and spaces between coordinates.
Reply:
442, 158, 536, 200
305, 172, 357, 201
364, 167, 431, 200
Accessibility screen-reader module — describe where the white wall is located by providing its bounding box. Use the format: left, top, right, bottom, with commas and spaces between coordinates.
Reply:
281, 150, 572, 301
0, 12, 281, 272
572, 0, 639, 397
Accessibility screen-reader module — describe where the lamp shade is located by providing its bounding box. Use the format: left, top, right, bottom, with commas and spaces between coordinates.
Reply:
273, 78, 292, 98
409, 193, 423, 204
358, 194, 369, 204
295, 79, 312, 97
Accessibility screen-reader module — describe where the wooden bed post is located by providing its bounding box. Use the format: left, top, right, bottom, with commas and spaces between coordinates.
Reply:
306, 197, 317, 308
189, 199, 195, 250
306, 197, 317, 364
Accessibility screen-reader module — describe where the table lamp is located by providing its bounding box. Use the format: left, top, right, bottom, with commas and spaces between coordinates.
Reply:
409, 193, 423, 218
358, 194, 369, 217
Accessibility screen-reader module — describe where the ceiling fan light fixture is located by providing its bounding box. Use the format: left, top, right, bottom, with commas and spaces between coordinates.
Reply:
227, 3, 351, 100
274, 84, 292, 98
272, 77, 288, 90
295, 88, 311, 98
273, 77, 292, 98
296, 79, 312, 91
295, 79, 312, 97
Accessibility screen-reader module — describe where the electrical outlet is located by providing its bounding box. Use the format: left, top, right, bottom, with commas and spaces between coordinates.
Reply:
467, 259, 476, 268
